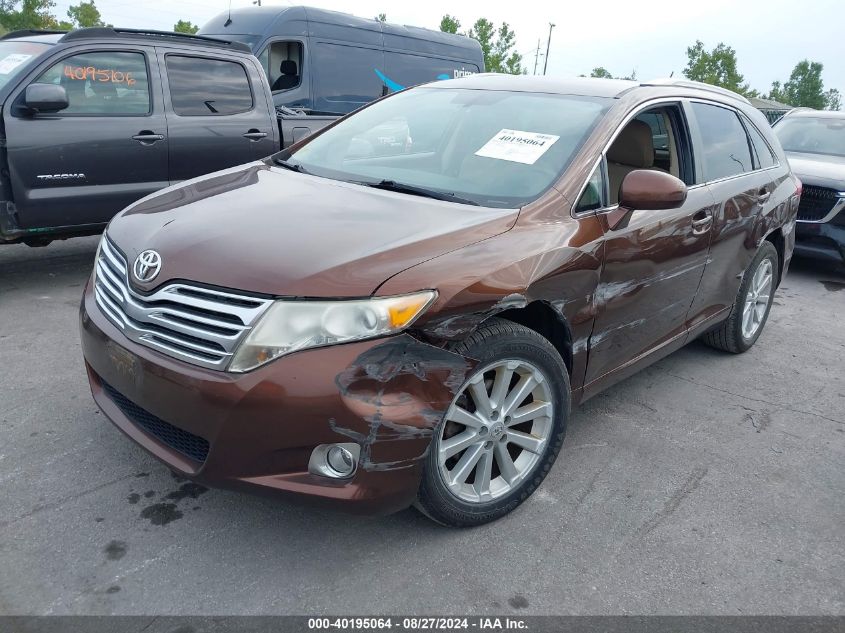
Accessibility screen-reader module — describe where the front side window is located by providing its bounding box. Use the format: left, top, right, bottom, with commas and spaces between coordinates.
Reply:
288, 87, 612, 208
774, 116, 845, 158
691, 102, 753, 182
165, 55, 253, 116
33, 50, 150, 115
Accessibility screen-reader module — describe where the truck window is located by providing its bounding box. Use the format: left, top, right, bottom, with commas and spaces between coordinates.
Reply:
165, 55, 253, 116
0, 41, 51, 91
312, 43, 382, 114
257, 41, 303, 92
32, 51, 150, 115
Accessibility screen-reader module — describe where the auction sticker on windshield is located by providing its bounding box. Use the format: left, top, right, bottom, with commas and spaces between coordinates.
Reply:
475, 129, 560, 165
0, 54, 32, 74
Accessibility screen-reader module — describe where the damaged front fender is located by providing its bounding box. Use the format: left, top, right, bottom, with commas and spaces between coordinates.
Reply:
333, 335, 477, 471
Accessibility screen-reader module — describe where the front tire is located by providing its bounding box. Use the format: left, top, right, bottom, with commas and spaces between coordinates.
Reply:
416, 318, 570, 527
703, 241, 778, 353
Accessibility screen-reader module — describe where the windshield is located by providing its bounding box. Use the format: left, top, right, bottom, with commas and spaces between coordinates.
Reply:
0, 41, 51, 91
286, 87, 612, 208
775, 116, 845, 158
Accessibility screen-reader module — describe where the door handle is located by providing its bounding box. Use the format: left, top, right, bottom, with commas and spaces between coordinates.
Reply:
243, 130, 268, 141
691, 211, 713, 234
132, 131, 165, 144
757, 190, 772, 204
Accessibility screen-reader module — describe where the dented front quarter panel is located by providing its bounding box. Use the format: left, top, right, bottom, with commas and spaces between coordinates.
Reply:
377, 188, 605, 400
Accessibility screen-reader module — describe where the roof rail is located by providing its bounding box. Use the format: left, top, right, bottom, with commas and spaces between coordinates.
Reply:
59, 27, 251, 53
1, 29, 67, 40
641, 78, 752, 105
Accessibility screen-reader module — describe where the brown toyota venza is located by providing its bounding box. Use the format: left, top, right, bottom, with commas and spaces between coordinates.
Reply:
80, 76, 800, 526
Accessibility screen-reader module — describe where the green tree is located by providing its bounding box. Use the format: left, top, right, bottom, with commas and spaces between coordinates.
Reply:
768, 60, 839, 110
374, 13, 386, 22
173, 19, 198, 34
683, 40, 756, 97
467, 18, 523, 74
66, 0, 107, 27
0, 0, 59, 31
589, 67, 613, 79
439, 14, 460, 34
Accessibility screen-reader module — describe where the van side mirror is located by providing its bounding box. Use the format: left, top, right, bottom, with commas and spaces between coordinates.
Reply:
24, 84, 69, 114
606, 170, 688, 230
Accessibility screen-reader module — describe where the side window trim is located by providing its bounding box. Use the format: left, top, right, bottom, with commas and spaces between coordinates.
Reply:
23, 47, 153, 118
162, 51, 256, 117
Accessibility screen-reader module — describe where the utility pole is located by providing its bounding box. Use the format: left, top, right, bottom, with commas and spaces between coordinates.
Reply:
543, 23, 555, 75
533, 38, 541, 75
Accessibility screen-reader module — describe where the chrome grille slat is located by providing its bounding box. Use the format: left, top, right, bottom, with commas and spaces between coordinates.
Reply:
93, 236, 273, 370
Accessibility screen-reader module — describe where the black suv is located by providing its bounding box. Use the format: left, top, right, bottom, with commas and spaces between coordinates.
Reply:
774, 109, 845, 265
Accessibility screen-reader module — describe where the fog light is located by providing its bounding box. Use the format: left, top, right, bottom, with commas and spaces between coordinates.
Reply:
308, 443, 361, 479
327, 446, 354, 476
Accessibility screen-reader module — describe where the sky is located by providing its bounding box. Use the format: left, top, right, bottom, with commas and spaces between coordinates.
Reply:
51, 0, 844, 99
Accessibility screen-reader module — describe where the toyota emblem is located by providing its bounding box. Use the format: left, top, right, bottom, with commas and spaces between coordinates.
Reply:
133, 250, 162, 283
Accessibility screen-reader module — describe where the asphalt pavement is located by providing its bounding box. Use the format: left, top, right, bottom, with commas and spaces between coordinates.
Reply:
1, 236, 843, 615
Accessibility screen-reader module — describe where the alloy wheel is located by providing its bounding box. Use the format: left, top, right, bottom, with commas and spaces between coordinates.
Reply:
741, 258, 773, 340
437, 359, 554, 504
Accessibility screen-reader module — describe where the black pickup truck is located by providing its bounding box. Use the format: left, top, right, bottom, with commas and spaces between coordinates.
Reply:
0, 28, 335, 246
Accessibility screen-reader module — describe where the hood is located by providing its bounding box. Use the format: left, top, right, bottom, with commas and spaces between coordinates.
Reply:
107, 163, 519, 297
785, 151, 845, 191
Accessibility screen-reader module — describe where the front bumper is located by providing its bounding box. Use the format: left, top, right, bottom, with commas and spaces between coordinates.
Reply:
80, 279, 474, 515
795, 220, 845, 265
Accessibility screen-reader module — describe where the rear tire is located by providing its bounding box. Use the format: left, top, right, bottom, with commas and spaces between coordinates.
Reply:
416, 318, 570, 527
703, 241, 778, 353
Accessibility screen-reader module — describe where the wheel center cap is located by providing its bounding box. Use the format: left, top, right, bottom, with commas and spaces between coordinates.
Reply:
490, 423, 505, 439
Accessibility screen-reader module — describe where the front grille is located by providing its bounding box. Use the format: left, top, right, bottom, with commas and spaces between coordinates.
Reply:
797, 186, 841, 222
101, 380, 210, 463
93, 236, 273, 370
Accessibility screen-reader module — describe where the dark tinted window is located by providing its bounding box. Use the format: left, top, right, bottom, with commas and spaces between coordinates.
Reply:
34, 51, 150, 115
165, 55, 252, 116
312, 43, 383, 113
691, 102, 753, 181
744, 118, 777, 169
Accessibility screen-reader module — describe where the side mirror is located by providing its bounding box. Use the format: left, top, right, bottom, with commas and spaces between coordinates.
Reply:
606, 169, 688, 230
24, 84, 69, 114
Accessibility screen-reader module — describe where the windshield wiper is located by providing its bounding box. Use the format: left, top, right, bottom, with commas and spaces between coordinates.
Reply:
356, 180, 480, 206
273, 158, 308, 174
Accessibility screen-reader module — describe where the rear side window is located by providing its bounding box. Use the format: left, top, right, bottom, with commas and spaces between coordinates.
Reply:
33, 51, 150, 115
743, 118, 777, 169
691, 102, 753, 181
165, 55, 253, 116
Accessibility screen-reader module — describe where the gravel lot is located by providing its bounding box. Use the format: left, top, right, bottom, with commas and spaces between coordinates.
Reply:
1, 236, 843, 615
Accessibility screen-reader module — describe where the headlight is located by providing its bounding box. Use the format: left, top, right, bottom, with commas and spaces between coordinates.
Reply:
228, 290, 437, 372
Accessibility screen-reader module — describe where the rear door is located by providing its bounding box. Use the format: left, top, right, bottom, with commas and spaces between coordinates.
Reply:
4, 46, 168, 229
157, 50, 276, 183
684, 101, 781, 331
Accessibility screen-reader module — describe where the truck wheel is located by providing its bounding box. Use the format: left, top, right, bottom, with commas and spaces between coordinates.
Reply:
416, 318, 570, 527
703, 241, 778, 353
